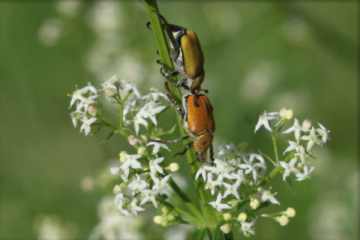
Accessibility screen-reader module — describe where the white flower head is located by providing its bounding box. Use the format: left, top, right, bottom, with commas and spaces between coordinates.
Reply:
239, 154, 266, 182
149, 157, 165, 176
301, 127, 321, 152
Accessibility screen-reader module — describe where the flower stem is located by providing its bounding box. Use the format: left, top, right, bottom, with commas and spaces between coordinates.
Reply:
271, 133, 280, 162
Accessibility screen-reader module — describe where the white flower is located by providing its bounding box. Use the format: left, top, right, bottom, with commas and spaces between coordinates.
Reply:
128, 175, 148, 194
79, 116, 96, 135
261, 190, 280, 205
283, 118, 302, 142
279, 158, 299, 181
114, 193, 130, 216
284, 141, 306, 163
223, 180, 241, 199
240, 220, 255, 237
239, 154, 266, 182
209, 194, 231, 212
295, 164, 314, 181
140, 189, 158, 208
301, 127, 321, 151
129, 198, 144, 215
152, 175, 170, 195
147, 141, 170, 155
166, 163, 179, 172
133, 101, 166, 134
149, 157, 165, 176
302, 119, 312, 131
316, 123, 330, 143
70, 83, 97, 110
254, 111, 278, 132
119, 153, 142, 180
195, 165, 208, 181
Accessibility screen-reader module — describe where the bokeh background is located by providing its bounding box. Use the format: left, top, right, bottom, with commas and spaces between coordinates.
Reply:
0, 1, 358, 240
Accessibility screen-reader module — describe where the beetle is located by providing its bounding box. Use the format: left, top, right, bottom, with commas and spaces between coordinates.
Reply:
183, 94, 215, 161
151, 15, 206, 94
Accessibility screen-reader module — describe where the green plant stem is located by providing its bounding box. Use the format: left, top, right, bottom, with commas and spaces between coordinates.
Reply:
143, 0, 197, 174
271, 133, 280, 163
144, 0, 197, 204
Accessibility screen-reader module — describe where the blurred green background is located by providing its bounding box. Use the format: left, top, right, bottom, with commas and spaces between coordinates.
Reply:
0, 1, 358, 239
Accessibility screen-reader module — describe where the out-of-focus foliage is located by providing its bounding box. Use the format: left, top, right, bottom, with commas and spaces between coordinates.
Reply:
0, 1, 358, 240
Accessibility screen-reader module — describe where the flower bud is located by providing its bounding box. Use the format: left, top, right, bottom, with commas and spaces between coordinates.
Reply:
153, 215, 163, 225
128, 135, 140, 146
223, 213, 232, 221
302, 120, 312, 131
119, 151, 127, 161
276, 215, 289, 226
279, 108, 293, 120
237, 212, 247, 222
285, 207, 296, 218
113, 184, 121, 194
137, 147, 146, 156
167, 163, 179, 172
220, 224, 232, 234
87, 104, 97, 116
250, 197, 260, 209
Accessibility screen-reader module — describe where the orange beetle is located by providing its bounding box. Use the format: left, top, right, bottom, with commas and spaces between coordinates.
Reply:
184, 94, 215, 161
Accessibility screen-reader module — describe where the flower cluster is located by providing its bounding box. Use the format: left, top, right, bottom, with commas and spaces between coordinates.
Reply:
255, 108, 330, 181
69, 84, 98, 135
69, 76, 183, 218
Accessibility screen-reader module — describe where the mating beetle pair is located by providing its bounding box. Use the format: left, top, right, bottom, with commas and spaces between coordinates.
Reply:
149, 15, 215, 161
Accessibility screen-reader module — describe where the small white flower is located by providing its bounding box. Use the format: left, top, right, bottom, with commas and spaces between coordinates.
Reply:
110, 166, 120, 175
209, 194, 231, 212
301, 127, 321, 151
152, 175, 170, 195
283, 118, 302, 142
119, 153, 142, 180
133, 101, 166, 134
114, 193, 130, 216
195, 165, 208, 181
279, 158, 299, 181
147, 141, 170, 155
223, 180, 241, 199
140, 189, 158, 208
166, 163, 179, 172
79, 116, 96, 135
240, 220, 255, 237
129, 198, 144, 215
295, 164, 314, 181
239, 154, 266, 182
128, 175, 148, 194
153, 215, 163, 225
261, 190, 280, 205
149, 157, 165, 176
316, 123, 330, 143
255, 111, 278, 132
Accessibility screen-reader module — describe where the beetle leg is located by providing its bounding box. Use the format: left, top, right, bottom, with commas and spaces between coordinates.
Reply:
156, 59, 179, 79
164, 82, 184, 117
